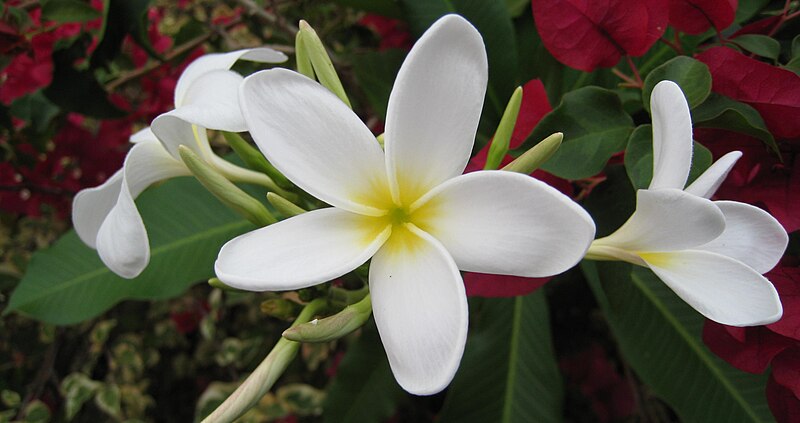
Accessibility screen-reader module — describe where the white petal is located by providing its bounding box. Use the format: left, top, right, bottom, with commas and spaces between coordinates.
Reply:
649, 80, 693, 190
643, 250, 783, 326
150, 112, 214, 161
129, 126, 157, 144
384, 14, 488, 205
215, 208, 391, 291
684, 151, 742, 198
412, 171, 595, 277
369, 224, 468, 395
697, 201, 788, 274
95, 139, 190, 278
175, 48, 287, 107
594, 189, 725, 252
240, 69, 391, 215
73, 169, 123, 248
178, 69, 248, 132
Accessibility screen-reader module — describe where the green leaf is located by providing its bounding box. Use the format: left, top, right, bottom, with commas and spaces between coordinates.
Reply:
94, 384, 122, 419
733, 34, 780, 60
350, 49, 406, 120
322, 321, 403, 423
22, 400, 50, 423
692, 93, 779, 154
41, 0, 101, 23
6, 177, 255, 325
582, 261, 775, 423
792, 34, 800, 59
438, 291, 563, 423
735, 0, 769, 23
60, 373, 101, 419
504, 0, 528, 17
9, 91, 60, 134
624, 124, 712, 190
642, 56, 712, 112
524, 87, 633, 180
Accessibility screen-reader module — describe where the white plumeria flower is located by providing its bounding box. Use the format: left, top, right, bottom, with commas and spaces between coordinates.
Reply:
215, 15, 595, 395
73, 48, 286, 278
588, 80, 785, 326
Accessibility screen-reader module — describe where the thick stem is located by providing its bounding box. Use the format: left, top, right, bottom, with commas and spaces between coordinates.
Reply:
201, 299, 326, 423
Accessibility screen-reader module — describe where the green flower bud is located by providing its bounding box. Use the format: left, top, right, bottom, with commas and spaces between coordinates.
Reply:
485, 86, 523, 170
178, 145, 276, 226
503, 132, 563, 174
282, 294, 372, 343
298, 20, 351, 108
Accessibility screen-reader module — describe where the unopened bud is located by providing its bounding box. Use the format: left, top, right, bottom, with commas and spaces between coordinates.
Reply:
298, 20, 351, 108
294, 30, 315, 79
178, 145, 276, 226
485, 86, 523, 170
282, 294, 372, 343
503, 132, 563, 174
208, 277, 244, 292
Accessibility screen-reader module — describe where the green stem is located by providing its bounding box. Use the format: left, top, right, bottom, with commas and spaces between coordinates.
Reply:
201, 298, 327, 423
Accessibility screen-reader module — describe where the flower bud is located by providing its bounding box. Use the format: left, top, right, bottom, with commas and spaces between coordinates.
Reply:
282, 294, 372, 343
178, 145, 276, 226
298, 20, 352, 108
485, 86, 523, 170
503, 132, 563, 174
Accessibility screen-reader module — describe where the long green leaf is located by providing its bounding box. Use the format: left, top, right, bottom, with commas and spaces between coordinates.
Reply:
322, 321, 404, 423
6, 177, 254, 325
438, 291, 563, 423
582, 261, 774, 423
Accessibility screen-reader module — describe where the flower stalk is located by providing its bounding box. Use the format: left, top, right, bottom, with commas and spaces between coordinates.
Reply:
222, 131, 292, 189
201, 298, 327, 423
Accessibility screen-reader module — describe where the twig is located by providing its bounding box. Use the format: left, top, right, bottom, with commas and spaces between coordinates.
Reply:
15, 328, 62, 420
234, 0, 299, 36
104, 17, 243, 92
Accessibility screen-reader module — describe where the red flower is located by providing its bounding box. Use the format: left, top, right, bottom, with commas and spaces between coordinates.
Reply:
531, 0, 668, 72
697, 46, 800, 140
694, 129, 800, 233
668, 0, 737, 35
358, 14, 412, 51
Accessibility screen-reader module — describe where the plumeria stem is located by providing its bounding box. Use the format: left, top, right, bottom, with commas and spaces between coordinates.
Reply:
180, 146, 277, 226
201, 298, 327, 423
266, 192, 307, 218
210, 155, 297, 201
